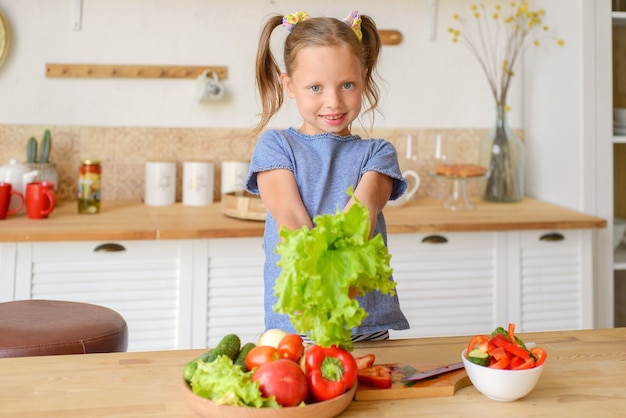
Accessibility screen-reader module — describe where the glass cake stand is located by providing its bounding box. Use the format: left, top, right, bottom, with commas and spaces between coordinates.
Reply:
428, 169, 487, 212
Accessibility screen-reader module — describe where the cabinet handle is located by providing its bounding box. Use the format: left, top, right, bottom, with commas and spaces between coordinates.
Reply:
539, 232, 565, 242
93, 243, 127, 252
421, 235, 448, 244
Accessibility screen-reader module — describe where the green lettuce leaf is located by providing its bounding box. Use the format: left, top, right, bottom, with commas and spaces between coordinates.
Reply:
273, 187, 397, 350
190, 355, 279, 408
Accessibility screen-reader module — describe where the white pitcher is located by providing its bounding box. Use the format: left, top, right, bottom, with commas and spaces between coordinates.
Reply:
387, 170, 420, 208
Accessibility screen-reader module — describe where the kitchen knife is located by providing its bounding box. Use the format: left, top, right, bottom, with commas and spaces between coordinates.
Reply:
401, 361, 465, 382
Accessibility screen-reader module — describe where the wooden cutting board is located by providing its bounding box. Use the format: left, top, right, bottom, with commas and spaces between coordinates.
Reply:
354, 362, 471, 401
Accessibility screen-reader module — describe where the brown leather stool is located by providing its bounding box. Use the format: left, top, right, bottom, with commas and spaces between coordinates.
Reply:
0, 299, 128, 358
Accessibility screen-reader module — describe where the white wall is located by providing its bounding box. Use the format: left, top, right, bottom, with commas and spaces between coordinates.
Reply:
522, 0, 585, 210
0, 0, 532, 129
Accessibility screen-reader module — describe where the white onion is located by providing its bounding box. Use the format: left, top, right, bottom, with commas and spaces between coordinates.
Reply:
257, 329, 288, 348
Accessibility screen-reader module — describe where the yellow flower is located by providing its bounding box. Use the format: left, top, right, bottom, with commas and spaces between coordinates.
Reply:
449, 1, 564, 108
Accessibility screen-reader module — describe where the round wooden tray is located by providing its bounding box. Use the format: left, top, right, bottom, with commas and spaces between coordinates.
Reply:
181, 379, 356, 418
221, 191, 266, 221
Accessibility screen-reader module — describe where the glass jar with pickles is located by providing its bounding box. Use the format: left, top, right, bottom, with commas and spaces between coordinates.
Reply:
77, 159, 101, 214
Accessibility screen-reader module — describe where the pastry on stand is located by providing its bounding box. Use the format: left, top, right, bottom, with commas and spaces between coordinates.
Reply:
429, 164, 488, 211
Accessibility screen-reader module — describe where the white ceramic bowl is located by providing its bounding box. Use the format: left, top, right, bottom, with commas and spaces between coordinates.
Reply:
461, 349, 545, 402
614, 217, 626, 250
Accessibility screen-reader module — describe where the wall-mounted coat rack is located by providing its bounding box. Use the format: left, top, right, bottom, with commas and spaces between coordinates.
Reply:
45, 64, 228, 80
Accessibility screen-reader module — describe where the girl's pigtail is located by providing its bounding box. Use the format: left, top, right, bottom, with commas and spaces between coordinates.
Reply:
359, 15, 382, 117
252, 15, 285, 136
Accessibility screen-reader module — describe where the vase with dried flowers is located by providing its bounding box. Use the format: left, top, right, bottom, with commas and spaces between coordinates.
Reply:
449, 2, 564, 202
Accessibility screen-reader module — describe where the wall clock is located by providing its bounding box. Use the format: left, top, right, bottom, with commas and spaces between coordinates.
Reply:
0, 11, 8, 69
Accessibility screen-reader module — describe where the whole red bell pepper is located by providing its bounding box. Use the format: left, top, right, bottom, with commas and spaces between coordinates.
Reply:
305, 344, 358, 401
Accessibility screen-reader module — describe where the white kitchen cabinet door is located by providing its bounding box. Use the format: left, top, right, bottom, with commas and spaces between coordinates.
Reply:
0, 243, 16, 302
387, 232, 507, 339
506, 230, 593, 332
202, 237, 266, 348
14, 240, 194, 352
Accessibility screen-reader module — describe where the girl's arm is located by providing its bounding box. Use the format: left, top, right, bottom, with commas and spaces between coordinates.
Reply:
257, 169, 313, 232
345, 170, 393, 237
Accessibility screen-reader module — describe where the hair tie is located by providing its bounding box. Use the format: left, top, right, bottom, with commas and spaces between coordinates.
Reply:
343, 10, 363, 42
282, 11, 310, 32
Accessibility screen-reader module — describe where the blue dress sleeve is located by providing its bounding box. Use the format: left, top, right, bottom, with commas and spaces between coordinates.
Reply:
245, 131, 293, 195
363, 141, 407, 200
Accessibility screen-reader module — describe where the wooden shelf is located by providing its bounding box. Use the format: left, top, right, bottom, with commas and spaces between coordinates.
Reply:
45, 64, 228, 79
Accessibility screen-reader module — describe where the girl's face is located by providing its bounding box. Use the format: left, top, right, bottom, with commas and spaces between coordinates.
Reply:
281, 43, 364, 136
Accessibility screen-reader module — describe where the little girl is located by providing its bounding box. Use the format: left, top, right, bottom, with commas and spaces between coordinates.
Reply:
245, 11, 409, 342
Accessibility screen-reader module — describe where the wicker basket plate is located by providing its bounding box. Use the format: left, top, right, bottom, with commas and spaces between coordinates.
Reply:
181, 379, 356, 418
221, 191, 266, 221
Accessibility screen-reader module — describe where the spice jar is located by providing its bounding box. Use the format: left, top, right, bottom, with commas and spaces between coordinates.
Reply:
77, 159, 101, 214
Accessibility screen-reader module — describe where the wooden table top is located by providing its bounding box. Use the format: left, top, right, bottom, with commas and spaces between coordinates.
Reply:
0, 328, 624, 417
0, 197, 606, 242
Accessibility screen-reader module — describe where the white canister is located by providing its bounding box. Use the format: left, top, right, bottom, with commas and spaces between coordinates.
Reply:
221, 160, 249, 195
144, 161, 176, 206
182, 161, 214, 206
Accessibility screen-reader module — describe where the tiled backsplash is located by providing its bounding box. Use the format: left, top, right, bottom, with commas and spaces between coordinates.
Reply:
0, 124, 514, 203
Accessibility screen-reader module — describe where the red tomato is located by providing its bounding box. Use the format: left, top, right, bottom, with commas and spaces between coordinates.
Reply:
252, 359, 309, 407
245, 345, 280, 371
277, 334, 304, 363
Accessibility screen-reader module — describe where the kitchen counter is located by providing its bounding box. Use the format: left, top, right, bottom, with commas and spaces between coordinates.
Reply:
0, 197, 606, 242
0, 327, 624, 417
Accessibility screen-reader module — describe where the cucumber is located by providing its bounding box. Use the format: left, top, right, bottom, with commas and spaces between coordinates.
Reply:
234, 342, 256, 371
468, 348, 490, 367
183, 334, 241, 382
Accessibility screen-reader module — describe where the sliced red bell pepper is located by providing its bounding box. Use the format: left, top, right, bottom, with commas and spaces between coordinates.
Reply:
511, 355, 536, 370
507, 322, 516, 345
491, 333, 531, 359
354, 354, 376, 370
305, 345, 358, 402
467, 334, 490, 354
531, 347, 548, 366
357, 365, 393, 388
487, 346, 511, 369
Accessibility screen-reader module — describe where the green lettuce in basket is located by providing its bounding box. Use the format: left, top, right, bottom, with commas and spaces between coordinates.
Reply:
273, 187, 397, 351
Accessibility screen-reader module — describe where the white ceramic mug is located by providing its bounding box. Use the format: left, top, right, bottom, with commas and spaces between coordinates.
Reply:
195, 70, 225, 102
386, 170, 421, 208
221, 161, 249, 195
144, 161, 176, 206
183, 161, 214, 206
